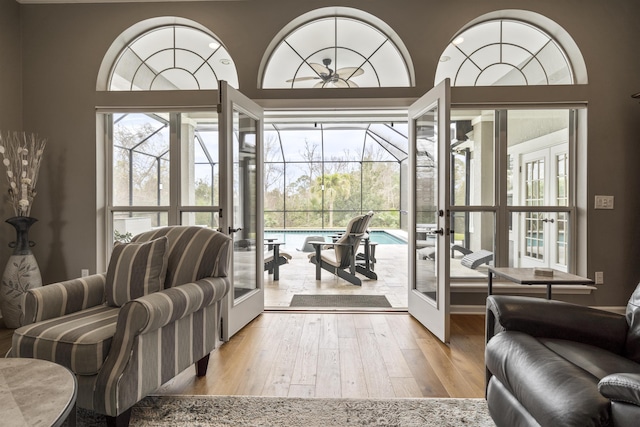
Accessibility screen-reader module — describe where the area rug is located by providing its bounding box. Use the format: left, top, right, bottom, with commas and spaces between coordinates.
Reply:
69, 395, 494, 426
289, 294, 392, 308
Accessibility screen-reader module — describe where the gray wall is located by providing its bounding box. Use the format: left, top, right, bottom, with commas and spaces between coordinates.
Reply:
6, 0, 640, 307
0, 0, 22, 266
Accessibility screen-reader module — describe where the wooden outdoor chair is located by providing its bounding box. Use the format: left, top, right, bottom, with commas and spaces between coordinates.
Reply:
308, 212, 377, 286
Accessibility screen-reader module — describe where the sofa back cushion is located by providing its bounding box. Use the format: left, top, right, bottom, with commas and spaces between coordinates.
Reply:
625, 283, 640, 362
131, 226, 232, 288
105, 236, 168, 307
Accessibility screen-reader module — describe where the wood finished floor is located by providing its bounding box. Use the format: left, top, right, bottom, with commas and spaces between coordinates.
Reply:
0, 313, 486, 399
156, 312, 486, 399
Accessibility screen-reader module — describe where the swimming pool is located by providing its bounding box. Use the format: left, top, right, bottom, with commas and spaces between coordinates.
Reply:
264, 229, 407, 251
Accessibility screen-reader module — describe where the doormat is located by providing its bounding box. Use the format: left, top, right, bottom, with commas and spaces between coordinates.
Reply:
289, 294, 392, 308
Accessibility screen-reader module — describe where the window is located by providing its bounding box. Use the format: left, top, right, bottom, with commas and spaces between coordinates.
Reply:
108, 25, 239, 90
108, 112, 220, 242
261, 8, 413, 88
436, 19, 574, 86
449, 108, 577, 277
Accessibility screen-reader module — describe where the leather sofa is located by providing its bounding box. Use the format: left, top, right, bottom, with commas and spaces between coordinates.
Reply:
485, 284, 640, 426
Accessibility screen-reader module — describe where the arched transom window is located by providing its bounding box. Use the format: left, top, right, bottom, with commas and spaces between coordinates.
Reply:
262, 12, 412, 89
109, 25, 239, 91
435, 19, 574, 86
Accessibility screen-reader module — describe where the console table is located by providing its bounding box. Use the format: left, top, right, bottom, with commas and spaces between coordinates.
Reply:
487, 267, 594, 300
0, 358, 77, 427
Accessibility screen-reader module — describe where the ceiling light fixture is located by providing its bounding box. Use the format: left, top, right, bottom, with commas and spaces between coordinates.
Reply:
452, 37, 464, 45
208, 42, 220, 50
219, 59, 231, 65
440, 56, 451, 62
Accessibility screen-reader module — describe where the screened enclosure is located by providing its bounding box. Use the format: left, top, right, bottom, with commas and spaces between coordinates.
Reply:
263, 121, 409, 229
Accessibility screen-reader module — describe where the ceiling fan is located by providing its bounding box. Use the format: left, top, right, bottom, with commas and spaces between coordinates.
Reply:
286, 58, 364, 88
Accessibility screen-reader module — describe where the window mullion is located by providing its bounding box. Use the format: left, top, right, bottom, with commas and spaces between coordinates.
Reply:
169, 113, 180, 225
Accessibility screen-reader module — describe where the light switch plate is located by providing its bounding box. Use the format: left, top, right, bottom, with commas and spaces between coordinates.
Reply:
594, 195, 614, 209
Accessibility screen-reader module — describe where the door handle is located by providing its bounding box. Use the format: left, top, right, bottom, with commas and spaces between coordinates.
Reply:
229, 227, 242, 234
429, 228, 444, 236
542, 218, 555, 223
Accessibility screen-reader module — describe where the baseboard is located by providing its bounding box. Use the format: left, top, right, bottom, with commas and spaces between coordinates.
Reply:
451, 305, 486, 314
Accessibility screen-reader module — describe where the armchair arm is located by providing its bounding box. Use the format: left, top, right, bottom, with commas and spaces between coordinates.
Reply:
599, 373, 640, 407
120, 277, 230, 335
486, 295, 628, 354
22, 273, 106, 324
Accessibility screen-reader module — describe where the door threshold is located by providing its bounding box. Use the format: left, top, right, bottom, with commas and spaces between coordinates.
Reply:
264, 307, 408, 314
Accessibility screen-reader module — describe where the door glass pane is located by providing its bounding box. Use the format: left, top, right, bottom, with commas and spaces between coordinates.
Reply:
113, 211, 168, 242
451, 110, 495, 206
449, 211, 494, 278
180, 112, 219, 207
233, 110, 258, 300
509, 211, 569, 271
415, 107, 438, 302
112, 113, 170, 207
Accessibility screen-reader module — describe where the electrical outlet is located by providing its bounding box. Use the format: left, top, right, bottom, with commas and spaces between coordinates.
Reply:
595, 271, 604, 285
81, 269, 89, 277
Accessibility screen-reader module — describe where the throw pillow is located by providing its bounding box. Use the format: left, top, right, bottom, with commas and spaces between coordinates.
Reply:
105, 236, 169, 307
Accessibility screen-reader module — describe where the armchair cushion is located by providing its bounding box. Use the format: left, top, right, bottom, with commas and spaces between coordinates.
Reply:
105, 236, 168, 307
11, 304, 119, 375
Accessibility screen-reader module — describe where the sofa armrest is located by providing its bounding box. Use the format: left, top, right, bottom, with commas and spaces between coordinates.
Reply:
120, 277, 230, 335
599, 373, 640, 407
22, 273, 106, 324
486, 295, 628, 354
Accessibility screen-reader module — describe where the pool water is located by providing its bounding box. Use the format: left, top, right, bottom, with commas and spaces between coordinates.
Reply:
264, 229, 406, 251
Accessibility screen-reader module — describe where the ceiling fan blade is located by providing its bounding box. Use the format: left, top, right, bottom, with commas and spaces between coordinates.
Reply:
285, 76, 321, 83
346, 80, 359, 88
335, 67, 364, 79
309, 63, 331, 75
313, 81, 325, 88
333, 79, 349, 88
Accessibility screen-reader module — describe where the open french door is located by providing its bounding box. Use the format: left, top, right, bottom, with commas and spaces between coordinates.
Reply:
219, 81, 264, 340
408, 79, 451, 343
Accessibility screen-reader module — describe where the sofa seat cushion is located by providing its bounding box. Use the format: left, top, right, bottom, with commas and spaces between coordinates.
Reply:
486, 330, 640, 426
12, 305, 119, 375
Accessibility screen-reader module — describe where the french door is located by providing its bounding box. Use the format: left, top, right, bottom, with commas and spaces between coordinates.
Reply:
219, 82, 265, 340
407, 79, 451, 343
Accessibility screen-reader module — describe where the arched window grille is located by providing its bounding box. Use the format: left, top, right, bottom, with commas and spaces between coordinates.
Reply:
262, 12, 412, 89
435, 19, 574, 86
108, 25, 239, 91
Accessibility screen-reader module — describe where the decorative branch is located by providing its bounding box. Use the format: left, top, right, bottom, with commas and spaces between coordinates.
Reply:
0, 132, 47, 217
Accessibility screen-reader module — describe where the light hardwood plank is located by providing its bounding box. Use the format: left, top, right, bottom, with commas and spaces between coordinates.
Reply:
1, 313, 487, 399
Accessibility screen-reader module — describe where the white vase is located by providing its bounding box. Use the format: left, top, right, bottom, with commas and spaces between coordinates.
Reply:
0, 216, 42, 328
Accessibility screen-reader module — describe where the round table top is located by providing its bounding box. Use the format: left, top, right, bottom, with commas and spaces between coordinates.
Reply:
0, 358, 77, 427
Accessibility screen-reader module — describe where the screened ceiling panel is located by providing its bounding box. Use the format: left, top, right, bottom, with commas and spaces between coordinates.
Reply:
109, 25, 239, 91
435, 19, 574, 87
262, 13, 412, 89
266, 122, 408, 164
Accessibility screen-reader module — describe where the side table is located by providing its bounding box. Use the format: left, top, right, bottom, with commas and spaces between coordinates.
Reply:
488, 267, 594, 300
0, 358, 77, 427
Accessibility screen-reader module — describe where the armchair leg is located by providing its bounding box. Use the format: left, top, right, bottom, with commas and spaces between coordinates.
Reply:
106, 408, 132, 427
196, 353, 210, 377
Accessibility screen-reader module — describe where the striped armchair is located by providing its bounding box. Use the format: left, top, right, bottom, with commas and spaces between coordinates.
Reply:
10, 226, 232, 427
